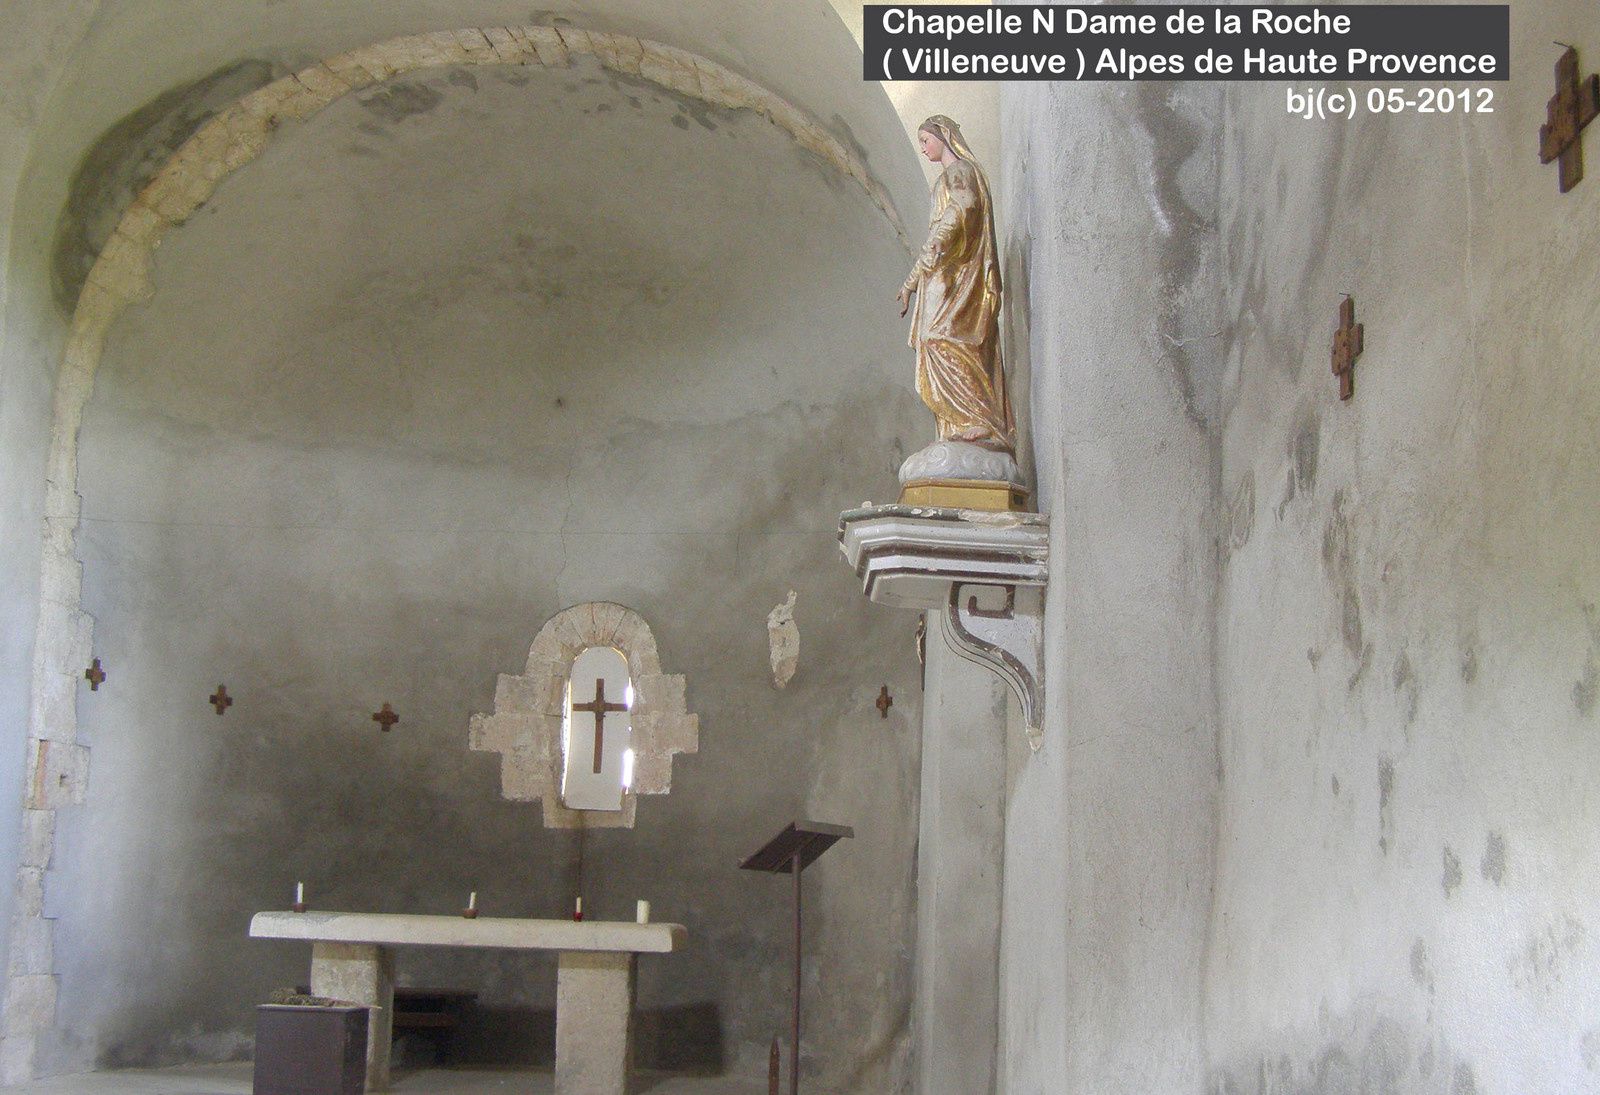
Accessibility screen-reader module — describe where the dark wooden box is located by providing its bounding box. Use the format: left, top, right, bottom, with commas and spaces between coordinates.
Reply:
253, 1004, 368, 1095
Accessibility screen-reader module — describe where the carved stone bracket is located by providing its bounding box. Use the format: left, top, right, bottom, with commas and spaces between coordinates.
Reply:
839, 504, 1049, 749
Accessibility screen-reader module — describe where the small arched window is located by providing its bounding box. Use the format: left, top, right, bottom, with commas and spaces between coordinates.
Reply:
560, 645, 634, 812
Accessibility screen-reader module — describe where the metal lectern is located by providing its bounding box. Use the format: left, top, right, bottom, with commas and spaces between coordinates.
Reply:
740, 819, 854, 1095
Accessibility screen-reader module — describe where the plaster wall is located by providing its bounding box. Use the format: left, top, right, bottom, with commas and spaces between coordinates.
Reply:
997, 78, 1222, 1094
826, 0, 1002, 189
1208, 3, 1600, 1091
43, 59, 923, 1088
0, 0, 102, 1043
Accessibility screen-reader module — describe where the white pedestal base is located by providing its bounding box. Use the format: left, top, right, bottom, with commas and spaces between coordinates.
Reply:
556, 951, 637, 1095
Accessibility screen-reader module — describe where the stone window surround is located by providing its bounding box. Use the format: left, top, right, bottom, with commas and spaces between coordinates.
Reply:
469, 602, 699, 830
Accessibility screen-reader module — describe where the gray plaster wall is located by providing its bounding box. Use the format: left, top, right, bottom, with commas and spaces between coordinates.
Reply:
45, 58, 924, 1088
0, 0, 103, 1029
1208, 3, 1600, 1091
997, 78, 1223, 1094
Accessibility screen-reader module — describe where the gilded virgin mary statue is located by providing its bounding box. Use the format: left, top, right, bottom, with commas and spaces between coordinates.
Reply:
896, 116, 1024, 510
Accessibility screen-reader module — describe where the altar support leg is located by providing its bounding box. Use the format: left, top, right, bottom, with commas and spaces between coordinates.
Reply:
311, 942, 395, 1092
556, 950, 637, 1095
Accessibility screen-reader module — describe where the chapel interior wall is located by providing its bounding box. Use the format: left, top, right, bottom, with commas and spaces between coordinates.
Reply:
1207, 1, 1600, 1090
0, 2, 931, 1084
996, 77, 1225, 1094
0, 2, 108, 1048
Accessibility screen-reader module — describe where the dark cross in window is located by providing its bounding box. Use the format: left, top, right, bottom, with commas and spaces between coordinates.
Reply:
372, 703, 399, 732
209, 685, 233, 716
876, 685, 894, 719
84, 658, 106, 692
1331, 296, 1364, 401
572, 679, 627, 775
1540, 46, 1600, 194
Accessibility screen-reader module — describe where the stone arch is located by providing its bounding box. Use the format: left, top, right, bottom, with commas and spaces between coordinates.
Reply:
468, 602, 698, 829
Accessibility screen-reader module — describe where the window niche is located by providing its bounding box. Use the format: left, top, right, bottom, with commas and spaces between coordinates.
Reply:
468, 602, 698, 829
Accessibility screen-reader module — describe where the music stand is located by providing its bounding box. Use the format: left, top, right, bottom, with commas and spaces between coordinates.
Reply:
740, 820, 853, 1095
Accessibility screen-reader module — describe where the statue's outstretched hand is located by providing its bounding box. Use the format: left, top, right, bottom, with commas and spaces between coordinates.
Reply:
897, 286, 913, 317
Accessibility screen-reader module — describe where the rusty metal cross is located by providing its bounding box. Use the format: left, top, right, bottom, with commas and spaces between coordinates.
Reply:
1332, 296, 1364, 401
572, 678, 627, 775
1540, 46, 1600, 194
372, 703, 399, 732
84, 658, 106, 692
209, 685, 233, 716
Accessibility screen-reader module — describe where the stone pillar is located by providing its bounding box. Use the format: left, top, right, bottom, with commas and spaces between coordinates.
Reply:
915, 611, 1007, 1095
555, 950, 637, 1095
310, 941, 394, 1092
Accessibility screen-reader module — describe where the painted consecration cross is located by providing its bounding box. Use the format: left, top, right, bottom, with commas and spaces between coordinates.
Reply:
209, 685, 233, 715
1332, 296, 1364, 401
1540, 46, 1600, 194
876, 685, 894, 718
372, 703, 399, 732
84, 659, 106, 691
572, 679, 627, 774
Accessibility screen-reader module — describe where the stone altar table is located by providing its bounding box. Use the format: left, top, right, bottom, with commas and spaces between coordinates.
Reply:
249, 911, 686, 1094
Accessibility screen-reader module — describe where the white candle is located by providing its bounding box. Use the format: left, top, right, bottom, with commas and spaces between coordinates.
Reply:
295, 882, 304, 904
575, 897, 583, 915
468, 891, 477, 910
636, 900, 650, 924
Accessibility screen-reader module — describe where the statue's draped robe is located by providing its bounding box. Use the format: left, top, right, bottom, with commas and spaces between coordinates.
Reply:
903, 158, 1015, 453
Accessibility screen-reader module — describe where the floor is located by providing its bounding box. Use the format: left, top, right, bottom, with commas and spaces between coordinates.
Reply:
1, 1063, 770, 1093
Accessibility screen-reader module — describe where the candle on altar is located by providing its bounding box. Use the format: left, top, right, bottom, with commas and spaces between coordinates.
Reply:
636, 900, 650, 924
468, 891, 477, 911
296, 882, 304, 904
573, 896, 584, 922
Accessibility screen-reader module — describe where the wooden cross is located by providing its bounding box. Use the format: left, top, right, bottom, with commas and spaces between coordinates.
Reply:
84, 658, 106, 692
1331, 296, 1364, 401
372, 703, 399, 731
1540, 46, 1600, 194
209, 685, 233, 716
876, 685, 893, 719
572, 679, 627, 775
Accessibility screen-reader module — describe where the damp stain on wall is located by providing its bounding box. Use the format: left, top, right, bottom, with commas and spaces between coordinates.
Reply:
51, 59, 281, 313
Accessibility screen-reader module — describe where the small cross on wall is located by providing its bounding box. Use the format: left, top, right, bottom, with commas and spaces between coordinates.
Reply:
1331, 296, 1364, 401
209, 685, 233, 716
84, 658, 106, 692
876, 685, 894, 719
372, 703, 399, 732
1540, 46, 1600, 194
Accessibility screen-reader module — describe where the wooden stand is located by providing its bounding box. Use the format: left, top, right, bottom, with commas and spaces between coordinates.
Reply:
740, 820, 853, 1095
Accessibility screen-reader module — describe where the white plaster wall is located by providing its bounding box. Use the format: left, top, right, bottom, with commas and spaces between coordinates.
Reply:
1208, 2, 1600, 1090
997, 78, 1222, 1094
0, 2, 932, 1084
827, 0, 1002, 188
42, 59, 923, 1085
0, 0, 103, 1042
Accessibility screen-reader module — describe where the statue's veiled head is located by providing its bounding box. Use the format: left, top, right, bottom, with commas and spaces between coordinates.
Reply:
916, 115, 978, 164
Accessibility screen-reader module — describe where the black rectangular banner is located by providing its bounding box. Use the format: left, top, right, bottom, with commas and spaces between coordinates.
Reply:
862, 5, 1510, 81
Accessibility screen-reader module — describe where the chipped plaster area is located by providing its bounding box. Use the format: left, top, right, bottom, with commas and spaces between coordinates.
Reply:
765, 591, 799, 689
467, 603, 698, 830
7, 25, 908, 1079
